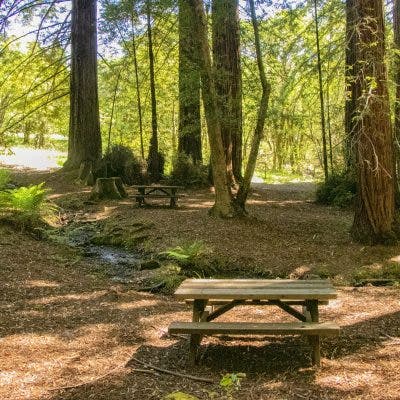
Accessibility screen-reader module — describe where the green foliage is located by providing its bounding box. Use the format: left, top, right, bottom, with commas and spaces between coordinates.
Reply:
0, 183, 57, 228
91, 219, 153, 249
316, 172, 356, 208
150, 263, 186, 294
170, 153, 208, 187
0, 169, 11, 189
161, 241, 207, 264
99, 145, 149, 185
353, 262, 400, 284
220, 373, 246, 399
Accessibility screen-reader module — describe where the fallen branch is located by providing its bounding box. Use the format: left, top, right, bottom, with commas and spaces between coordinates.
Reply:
129, 357, 214, 384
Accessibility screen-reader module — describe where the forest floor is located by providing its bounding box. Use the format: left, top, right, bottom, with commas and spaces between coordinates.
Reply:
1, 159, 400, 399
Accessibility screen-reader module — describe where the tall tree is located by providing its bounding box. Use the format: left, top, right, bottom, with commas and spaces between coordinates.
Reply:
351, 0, 397, 244
190, 0, 234, 217
235, 0, 270, 211
313, 0, 328, 180
344, 0, 357, 171
178, 0, 202, 163
394, 0, 400, 193
131, 15, 145, 159
212, 0, 242, 184
146, 0, 161, 181
65, 0, 102, 180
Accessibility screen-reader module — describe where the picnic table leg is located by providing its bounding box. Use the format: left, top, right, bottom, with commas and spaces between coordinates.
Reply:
189, 299, 207, 365
170, 189, 177, 208
305, 300, 320, 366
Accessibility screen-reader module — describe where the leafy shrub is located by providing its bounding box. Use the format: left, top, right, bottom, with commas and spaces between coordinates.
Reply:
316, 172, 356, 208
0, 183, 57, 229
0, 169, 11, 189
97, 145, 149, 185
170, 153, 208, 187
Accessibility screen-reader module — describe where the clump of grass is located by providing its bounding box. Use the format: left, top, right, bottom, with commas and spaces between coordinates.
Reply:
0, 182, 57, 229
352, 262, 400, 285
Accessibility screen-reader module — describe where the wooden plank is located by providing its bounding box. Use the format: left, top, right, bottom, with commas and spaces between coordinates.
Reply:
174, 288, 337, 301
134, 195, 181, 198
177, 280, 334, 290
131, 185, 184, 189
169, 321, 340, 336
179, 279, 332, 287
185, 299, 329, 306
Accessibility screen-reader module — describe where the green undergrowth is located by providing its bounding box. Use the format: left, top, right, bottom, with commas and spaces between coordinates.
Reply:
0, 170, 57, 231
316, 172, 356, 208
352, 262, 400, 285
91, 219, 154, 249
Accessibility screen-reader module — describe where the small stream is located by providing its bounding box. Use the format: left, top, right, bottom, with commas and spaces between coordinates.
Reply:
54, 222, 154, 284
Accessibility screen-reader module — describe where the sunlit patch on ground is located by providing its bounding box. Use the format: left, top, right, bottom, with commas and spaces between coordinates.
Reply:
0, 147, 66, 171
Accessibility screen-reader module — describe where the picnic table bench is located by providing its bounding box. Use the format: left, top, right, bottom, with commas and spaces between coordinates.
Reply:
168, 279, 340, 366
132, 185, 184, 208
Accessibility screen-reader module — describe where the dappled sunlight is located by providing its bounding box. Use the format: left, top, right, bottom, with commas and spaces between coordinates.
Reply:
24, 279, 60, 288
114, 299, 161, 311
317, 368, 383, 390
0, 324, 135, 400
27, 290, 109, 305
0, 147, 66, 171
389, 255, 400, 263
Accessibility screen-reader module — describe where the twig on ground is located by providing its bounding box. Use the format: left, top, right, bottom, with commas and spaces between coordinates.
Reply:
129, 357, 214, 384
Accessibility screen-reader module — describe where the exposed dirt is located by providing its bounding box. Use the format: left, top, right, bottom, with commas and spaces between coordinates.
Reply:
0, 166, 399, 399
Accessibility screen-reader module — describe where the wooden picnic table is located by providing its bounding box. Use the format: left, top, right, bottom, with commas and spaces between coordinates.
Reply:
132, 185, 184, 208
168, 279, 340, 366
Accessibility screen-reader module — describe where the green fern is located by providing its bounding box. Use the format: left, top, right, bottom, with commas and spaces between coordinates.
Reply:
161, 241, 206, 264
0, 183, 57, 228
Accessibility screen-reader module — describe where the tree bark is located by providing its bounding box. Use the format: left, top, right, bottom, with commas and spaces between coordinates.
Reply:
394, 0, 400, 198
344, 0, 357, 171
190, 0, 234, 217
235, 0, 270, 212
313, 0, 328, 181
131, 16, 145, 159
146, 0, 161, 182
212, 0, 242, 184
351, 0, 397, 244
178, 0, 202, 163
65, 0, 102, 174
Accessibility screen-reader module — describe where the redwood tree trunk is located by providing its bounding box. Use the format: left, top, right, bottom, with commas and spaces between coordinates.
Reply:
394, 0, 400, 196
351, 0, 397, 244
65, 0, 102, 172
344, 0, 357, 171
146, 0, 161, 182
212, 0, 242, 184
190, 0, 234, 218
178, 0, 202, 163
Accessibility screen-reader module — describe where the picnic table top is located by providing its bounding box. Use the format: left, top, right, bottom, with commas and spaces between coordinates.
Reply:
174, 278, 338, 301
131, 185, 184, 189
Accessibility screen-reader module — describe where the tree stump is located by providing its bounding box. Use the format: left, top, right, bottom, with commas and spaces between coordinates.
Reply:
90, 177, 127, 201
